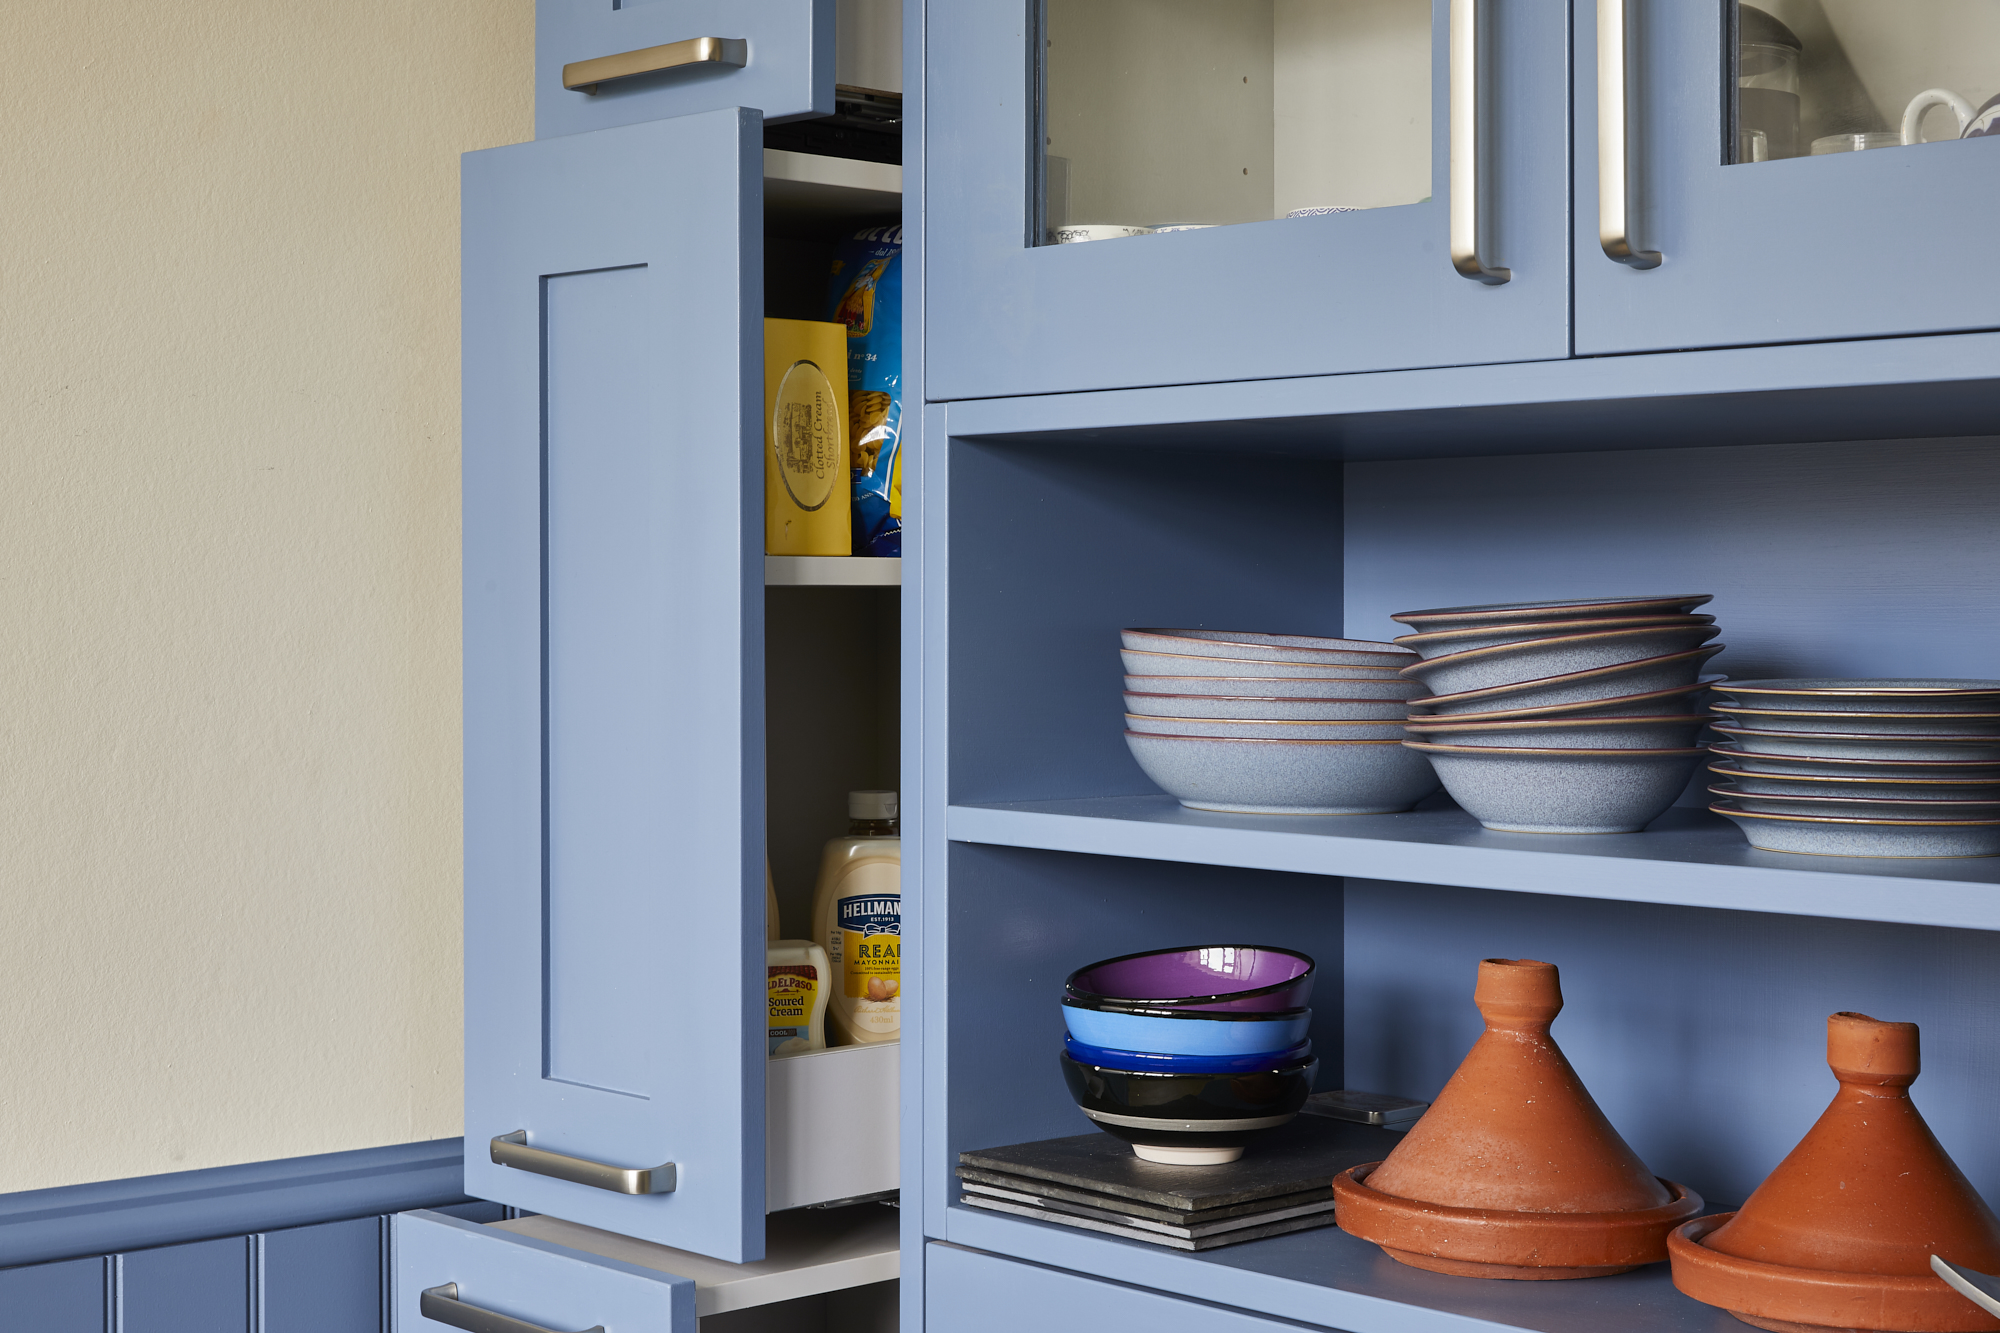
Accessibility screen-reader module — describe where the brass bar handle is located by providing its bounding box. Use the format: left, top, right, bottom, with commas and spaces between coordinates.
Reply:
1448, 0, 1510, 284
1597, 0, 1661, 267
420, 1284, 605, 1333
489, 1130, 677, 1196
563, 36, 748, 94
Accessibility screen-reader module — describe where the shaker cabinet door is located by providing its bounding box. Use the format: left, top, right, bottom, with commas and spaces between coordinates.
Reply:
538, 0, 833, 141
395, 1211, 695, 1333
461, 110, 765, 1263
1575, 0, 2000, 353
924, 0, 1571, 400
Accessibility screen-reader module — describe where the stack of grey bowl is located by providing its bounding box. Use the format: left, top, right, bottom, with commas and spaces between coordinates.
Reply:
1119, 628, 1440, 814
1706, 679, 2000, 857
1390, 596, 1724, 833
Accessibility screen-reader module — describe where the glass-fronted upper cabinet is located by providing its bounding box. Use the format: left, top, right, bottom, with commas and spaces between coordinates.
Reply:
926, 1, 1572, 400
1577, 0, 2000, 353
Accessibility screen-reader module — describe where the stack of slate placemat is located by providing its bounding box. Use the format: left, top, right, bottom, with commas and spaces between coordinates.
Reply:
956, 1110, 1409, 1251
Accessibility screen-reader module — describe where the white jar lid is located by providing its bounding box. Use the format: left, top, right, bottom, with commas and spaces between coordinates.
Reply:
850, 789, 899, 819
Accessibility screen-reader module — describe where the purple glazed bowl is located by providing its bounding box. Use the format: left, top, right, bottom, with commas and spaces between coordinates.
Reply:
1065, 945, 1316, 1014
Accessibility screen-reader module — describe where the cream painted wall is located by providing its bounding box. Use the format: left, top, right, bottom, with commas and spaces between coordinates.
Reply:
0, 0, 532, 1192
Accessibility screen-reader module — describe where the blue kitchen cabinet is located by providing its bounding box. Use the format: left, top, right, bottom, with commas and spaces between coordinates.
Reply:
1575, 0, 2000, 353
395, 1211, 694, 1333
922, 0, 1573, 401
537, 0, 833, 141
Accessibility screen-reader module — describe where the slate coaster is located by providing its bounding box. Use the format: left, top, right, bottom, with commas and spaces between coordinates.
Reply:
960, 1194, 1342, 1251
956, 1114, 1398, 1213
961, 1181, 1340, 1239
955, 1165, 1332, 1226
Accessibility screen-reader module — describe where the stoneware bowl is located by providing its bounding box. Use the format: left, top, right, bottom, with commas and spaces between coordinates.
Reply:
1389, 595, 1713, 634
1126, 714, 1407, 741
1707, 783, 2000, 822
1710, 704, 2000, 737
1407, 677, 1723, 724
1122, 649, 1409, 680
1060, 1051, 1319, 1165
1708, 724, 2000, 763
1124, 691, 1410, 721
1711, 679, 2000, 713
1126, 674, 1429, 701
1402, 714, 1710, 751
1066, 944, 1317, 1013
1707, 743, 2000, 780
1062, 1035, 1314, 1075
1708, 761, 2000, 801
1709, 800, 2000, 858
1122, 629, 1414, 668
1124, 731, 1440, 815
1399, 626, 1723, 697
1392, 614, 1714, 661
1061, 998, 1314, 1056
1415, 648, 1725, 715
1404, 742, 1707, 834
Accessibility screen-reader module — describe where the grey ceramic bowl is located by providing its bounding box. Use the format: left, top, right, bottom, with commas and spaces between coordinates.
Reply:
1123, 692, 1410, 721
1408, 676, 1723, 724
1403, 714, 1710, 750
1708, 724, 2000, 762
1122, 629, 1414, 668
1712, 679, 2000, 713
1403, 741, 1706, 833
1710, 704, 2000, 737
1710, 800, 2000, 858
1392, 614, 1714, 661
1389, 595, 1713, 633
1122, 649, 1409, 680
1124, 674, 1429, 701
1124, 731, 1440, 815
1126, 714, 1408, 741
1707, 743, 2000, 779
1399, 625, 1723, 696
1708, 782, 2000, 821
1416, 648, 1725, 715
1708, 762, 2000, 801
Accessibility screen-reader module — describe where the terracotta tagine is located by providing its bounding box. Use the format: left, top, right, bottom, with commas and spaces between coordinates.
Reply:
1332, 958, 1701, 1279
1669, 1012, 2000, 1333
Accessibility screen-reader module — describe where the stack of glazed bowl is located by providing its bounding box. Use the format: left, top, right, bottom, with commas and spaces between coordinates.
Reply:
1706, 679, 2000, 856
1391, 596, 1724, 834
1120, 628, 1440, 814
1060, 945, 1319, 1165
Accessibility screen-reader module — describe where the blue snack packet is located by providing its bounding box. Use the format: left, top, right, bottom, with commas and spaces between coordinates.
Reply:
825, 225, 903, 557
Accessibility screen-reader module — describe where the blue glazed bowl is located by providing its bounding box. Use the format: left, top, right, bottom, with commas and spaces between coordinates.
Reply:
1061, 998, 1312, 1055
1063, 1035, 1313, 1075
1060, 1051, 1319, 1164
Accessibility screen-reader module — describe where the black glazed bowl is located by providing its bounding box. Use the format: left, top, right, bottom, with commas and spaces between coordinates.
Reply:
1058, 1050, 1318, 1166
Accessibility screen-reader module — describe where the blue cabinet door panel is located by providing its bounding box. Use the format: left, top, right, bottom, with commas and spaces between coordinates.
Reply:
0, 1256, 106, 1332
394, 1211, 693, 1333
121, 1236, 252, 1333
1574, 0, 2000, 353
926, 1244, 1301, 1333
263, 1216, 384, 1333
924, 0, 1571, 401
461, 110, 764, 1262
539, 0, 832, 140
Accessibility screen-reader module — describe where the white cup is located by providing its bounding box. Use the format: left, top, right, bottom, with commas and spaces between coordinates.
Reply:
1902, 89, 1976, 145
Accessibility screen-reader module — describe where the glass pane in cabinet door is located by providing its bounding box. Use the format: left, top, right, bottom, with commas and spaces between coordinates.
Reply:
1730, 2, 2000, 165
1037, 0, 1432, 244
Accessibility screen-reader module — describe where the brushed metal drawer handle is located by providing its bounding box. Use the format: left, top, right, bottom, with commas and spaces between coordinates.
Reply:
420, 1283, 605, 1333
1448, 0, 1510, 284
1597, 0, 1662, 267
490, 1130, 677, 1195
563, 36, 748, 94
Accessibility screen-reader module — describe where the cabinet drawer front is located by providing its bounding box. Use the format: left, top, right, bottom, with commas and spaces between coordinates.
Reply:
926, 1244, 1303, 1333
461, 110, 764, 1261
538, 0, 832, 141
396, 1211, 694, 1333
925, 0, 1571, 400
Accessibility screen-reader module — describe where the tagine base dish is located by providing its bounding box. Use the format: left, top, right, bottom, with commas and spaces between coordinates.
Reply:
1377, 1247, 1642, 1281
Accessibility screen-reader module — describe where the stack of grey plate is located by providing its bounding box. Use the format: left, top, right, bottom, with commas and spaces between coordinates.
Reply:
1390, 595, 1723, 833
1706, 679, 2000, 857
1118, 628, 1440, 814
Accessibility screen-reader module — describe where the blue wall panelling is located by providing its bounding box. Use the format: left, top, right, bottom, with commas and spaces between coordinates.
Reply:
262, 1217, 384, 1333
121, 1235, 254, 1333
0, 1256, 108, 1333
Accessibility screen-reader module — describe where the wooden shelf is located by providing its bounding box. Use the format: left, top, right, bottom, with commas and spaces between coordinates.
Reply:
493, 1202, 898, 1317
766, 555, 901, 587
946, 796, 2000, 931
945, 1203, 1732, 1333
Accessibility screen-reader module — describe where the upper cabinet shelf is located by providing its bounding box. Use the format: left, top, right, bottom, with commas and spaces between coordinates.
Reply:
765, 555, 900, 587
947, 796, 2000, 932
